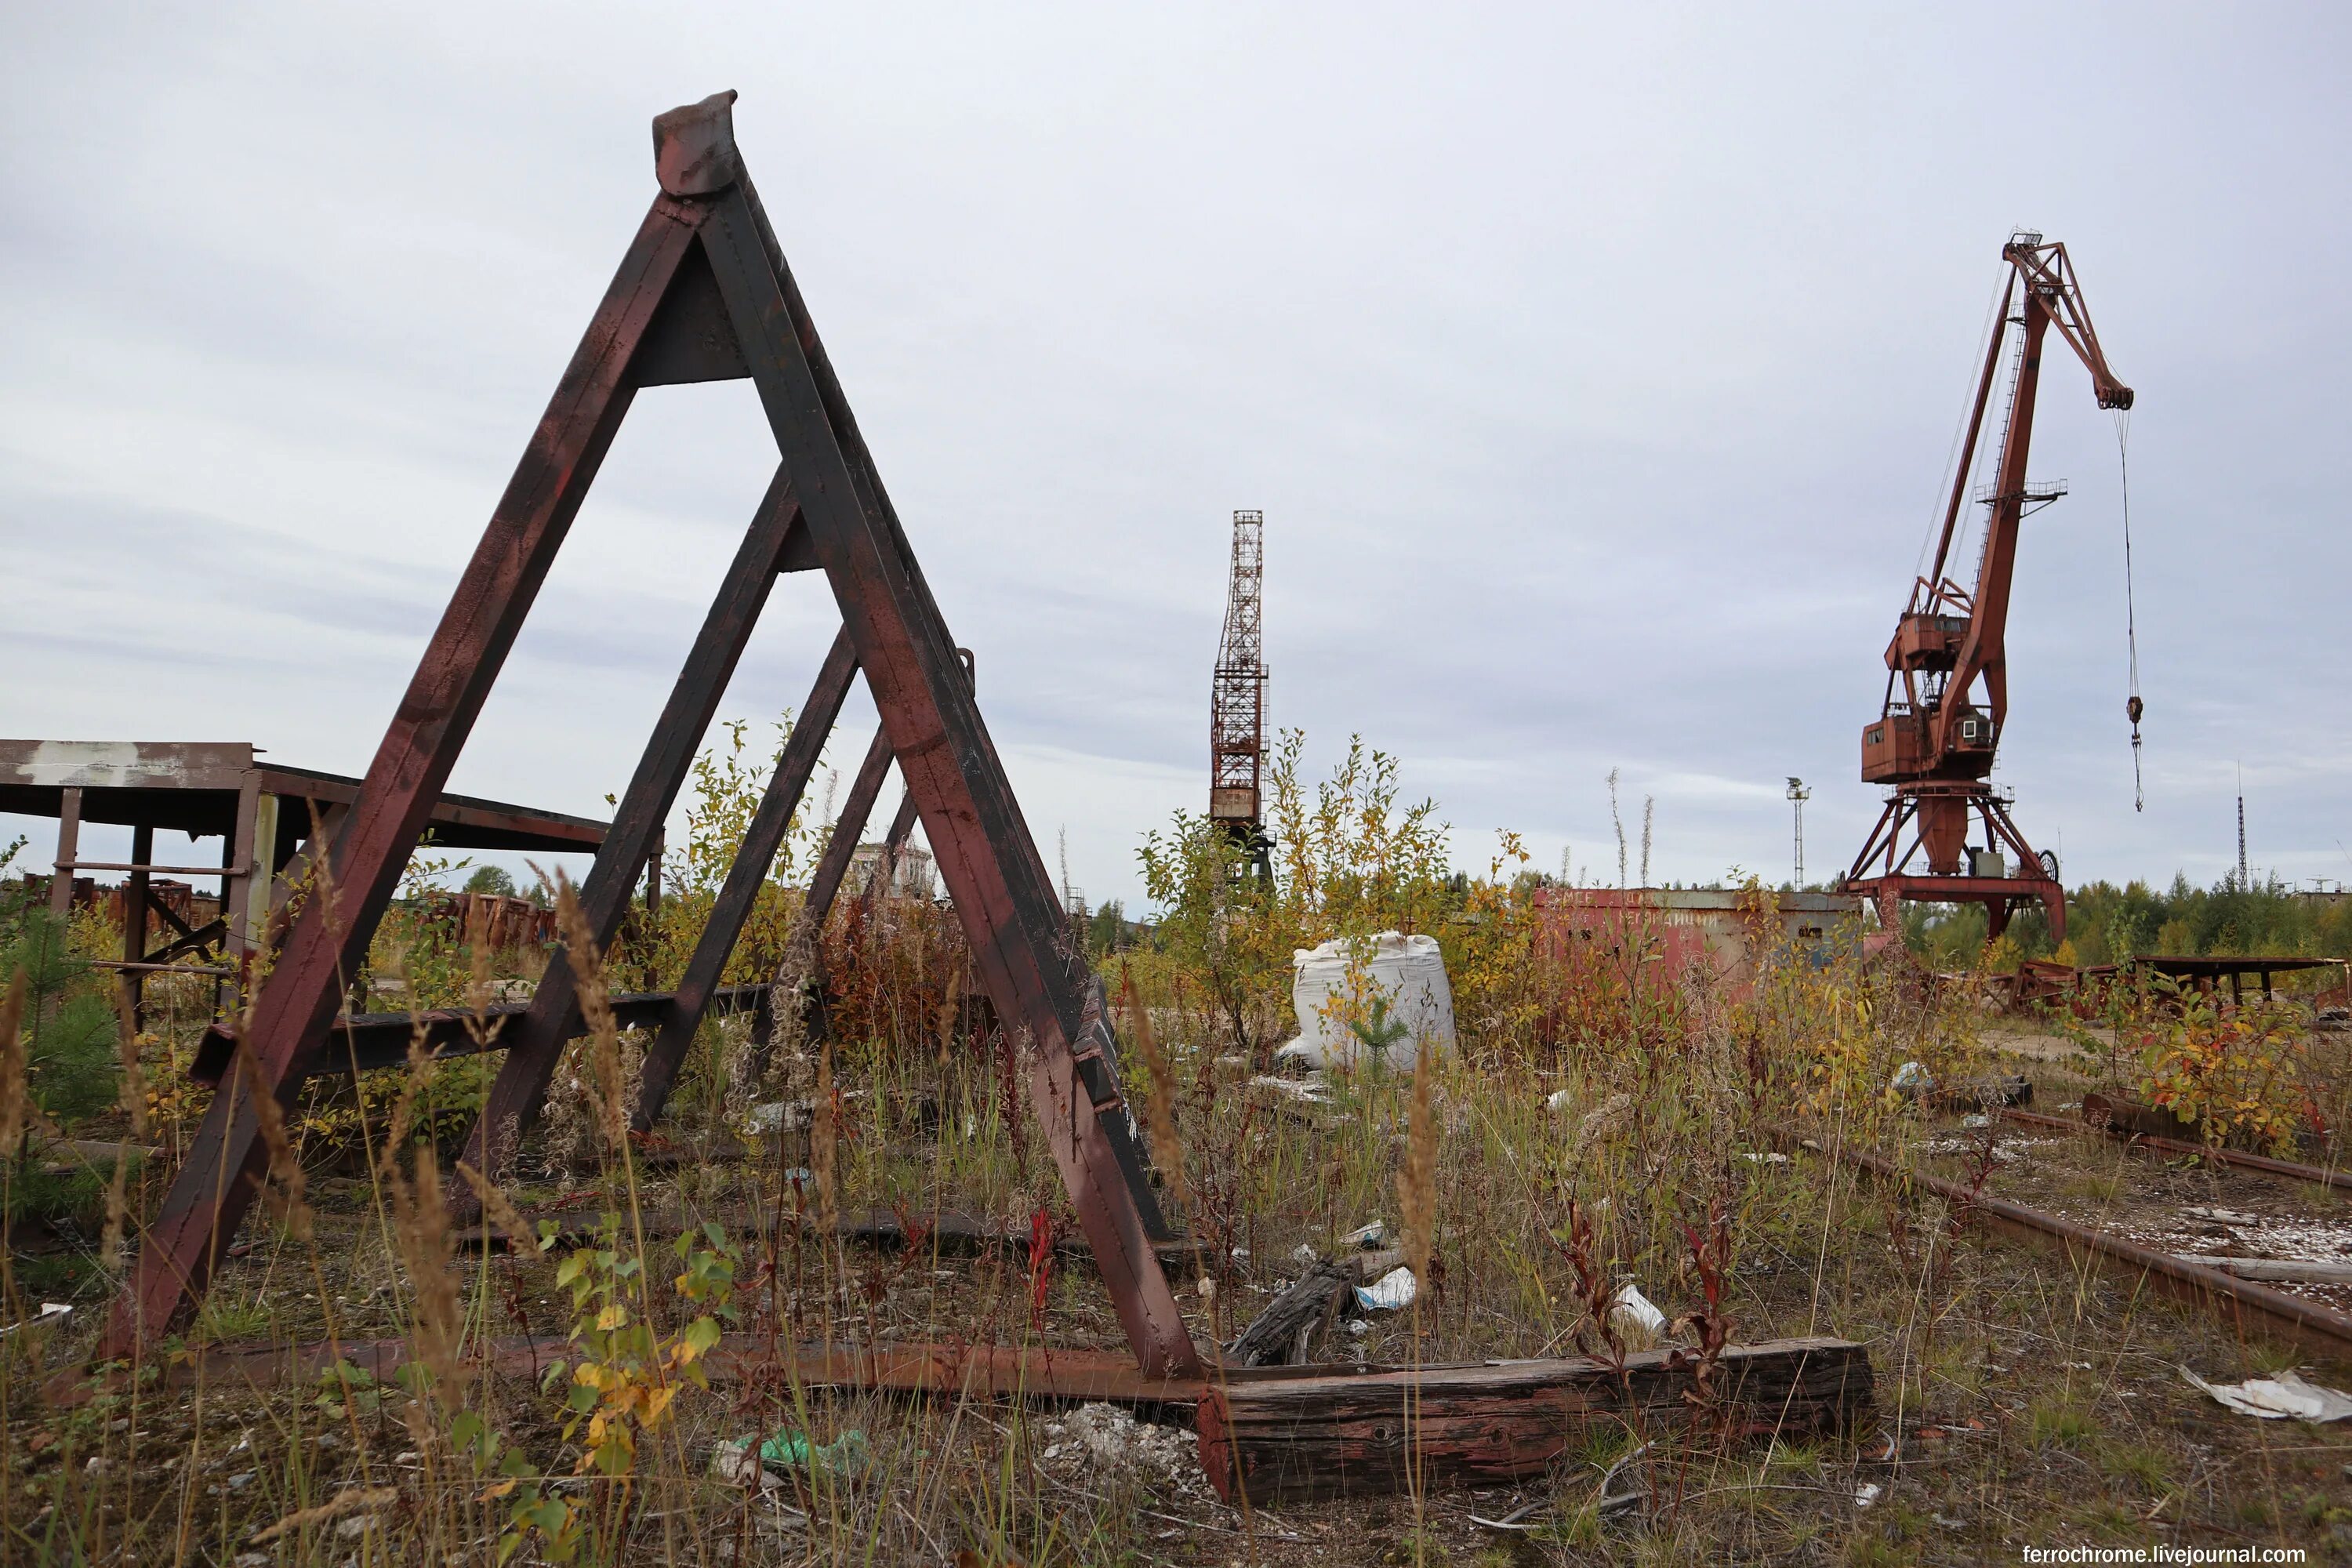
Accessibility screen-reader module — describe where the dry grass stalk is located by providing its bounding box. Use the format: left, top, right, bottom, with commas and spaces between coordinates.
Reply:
742, 902, 821, 1113
0, 967, 27, 1157
812, 1034, 838, 1239
98, 982, 149, 1270
394, 1143, 463, 1390
100, 1159, 132, 1274
381, 1028, 438, 1165
456, 1159, 539, 1254
935, 961, 963, 1069
1399, 1031, 1437, 1286
554, 872, 628, 1153
250, 1485, 399, 1544
462, 898, 502, 1051
1120, 968, 1190, 1216
111, 980, 150, 1140
232, 1040, 311, 1244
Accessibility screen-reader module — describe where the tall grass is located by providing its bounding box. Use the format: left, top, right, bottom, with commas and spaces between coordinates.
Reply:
4, 739, 2347, 1563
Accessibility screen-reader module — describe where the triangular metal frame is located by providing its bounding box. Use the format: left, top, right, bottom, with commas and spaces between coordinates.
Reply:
107, 93, 1197, 1379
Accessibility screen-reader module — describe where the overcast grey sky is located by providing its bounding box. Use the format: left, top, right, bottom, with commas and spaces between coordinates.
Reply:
4, 4, 2347, 912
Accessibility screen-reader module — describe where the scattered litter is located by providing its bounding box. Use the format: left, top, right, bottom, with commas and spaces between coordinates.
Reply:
764, 1428, 871, 1475
1468, 1498, 1548, 1532
2183, 1207, 2263, 1227
1577, 1093, 1634, 1142
1340, 1218, 1390, 1249
1933, 1512, 1968, 1531
0, 1302, 73, 1339
1853, 1483, 1883, 1509
1039, 1403, 1201, 1491
1875, 1417, 1988, 1461
1546, 1088, 1574, 1114
1290, 1243, 1320, 1269
1355, 1266, 1417, 1312
1924, 1138, 2021, 1163
1959, 1112, 1990, 1129
719, 1428, 873, 1482
712, 1439, 781, 1490
1890, 1062, 1933, 1098
1738, 1151, 1791, 1165
746, 1101, 809, 1135
1595, 1439, 1653, 1519
1249, 1074, 1332, 1107
1608, 1283, 1667, 1345
1345, 1318, 1369, 1337
2180, 1367, 2352, 1422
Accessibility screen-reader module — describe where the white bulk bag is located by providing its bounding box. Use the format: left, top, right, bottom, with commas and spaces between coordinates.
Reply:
1272, 931, 1456, 1073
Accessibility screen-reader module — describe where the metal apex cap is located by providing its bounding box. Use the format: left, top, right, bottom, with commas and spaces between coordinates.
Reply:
653, 90, 741, 197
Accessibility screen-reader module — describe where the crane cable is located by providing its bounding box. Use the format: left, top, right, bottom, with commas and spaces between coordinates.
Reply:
2115, 409, 2143, 811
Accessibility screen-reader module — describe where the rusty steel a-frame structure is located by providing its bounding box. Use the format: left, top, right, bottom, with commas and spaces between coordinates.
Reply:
106, 92, 1196, 1379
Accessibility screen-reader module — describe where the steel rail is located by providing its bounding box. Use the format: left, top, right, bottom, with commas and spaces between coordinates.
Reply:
1997, 1105, 2352, 1194
1800, 1135, 2352, 1363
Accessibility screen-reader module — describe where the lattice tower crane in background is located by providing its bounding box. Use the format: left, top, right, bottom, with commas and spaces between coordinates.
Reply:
1210, 510, 1272, 878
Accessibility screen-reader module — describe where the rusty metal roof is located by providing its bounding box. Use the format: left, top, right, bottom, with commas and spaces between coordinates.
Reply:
0, 739, 608, 852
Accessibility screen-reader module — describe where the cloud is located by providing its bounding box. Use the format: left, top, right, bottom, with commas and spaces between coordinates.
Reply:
4, 5, 2347, 909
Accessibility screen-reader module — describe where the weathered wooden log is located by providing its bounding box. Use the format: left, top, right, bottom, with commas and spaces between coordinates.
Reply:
1932, 1073, 2031, 1111
1196, 1335, 1871, 1504
1225, 1250, 1408, 1367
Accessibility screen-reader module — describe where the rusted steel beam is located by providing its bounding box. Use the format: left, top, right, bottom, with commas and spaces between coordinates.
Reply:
458, 1200, 1202, 1265
1813, 1137, 2352, 1362
633, 628, 861, 1131
695, 161, 1197, 1377
456, 472, 804, 1193
139, 1335, 1360, 1406
254, 767, 614, 854
1999, 1103, 2352, 1194
101, 194, 707, 1359
1198, 1338, 1872, 1504
48, 786, 81, 917
189, 985, 768, 1083
121, 823, 154, 1030
58, 860, 227, 877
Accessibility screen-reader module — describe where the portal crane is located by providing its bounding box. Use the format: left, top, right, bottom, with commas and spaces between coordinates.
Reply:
1842, 233, 2133, 946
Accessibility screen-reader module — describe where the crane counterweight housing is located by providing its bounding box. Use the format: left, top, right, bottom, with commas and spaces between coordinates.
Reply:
1842, 234, 2135, 946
